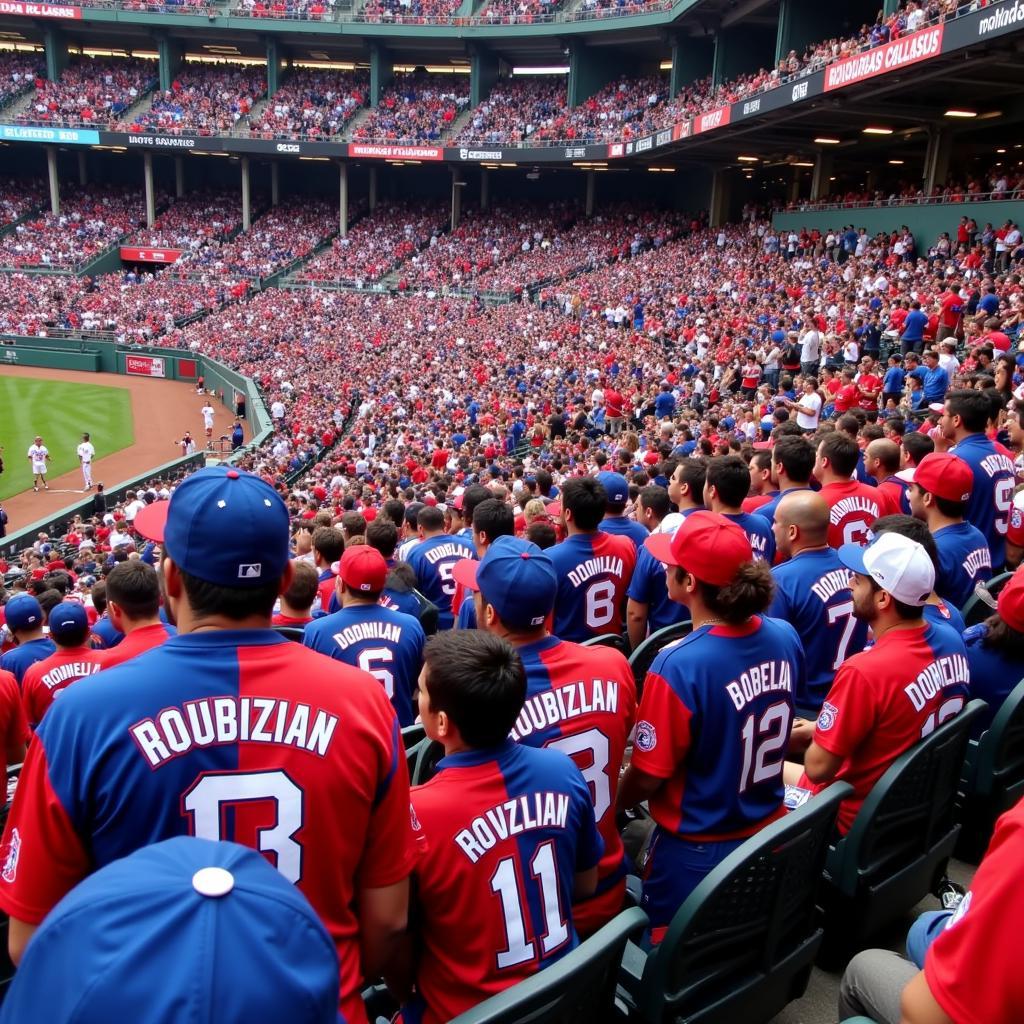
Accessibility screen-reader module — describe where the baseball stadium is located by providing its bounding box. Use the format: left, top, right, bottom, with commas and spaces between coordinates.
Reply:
0, 0, 1020, 1019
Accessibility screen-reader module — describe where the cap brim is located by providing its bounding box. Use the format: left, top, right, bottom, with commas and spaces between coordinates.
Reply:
451, 557, 480, 592
644, 532, 681, 567
836, 542, 870, 577
896, 468, 916, 484
133, 501, 169, 543
545, 501, 561, 517
927, 403, 946, 414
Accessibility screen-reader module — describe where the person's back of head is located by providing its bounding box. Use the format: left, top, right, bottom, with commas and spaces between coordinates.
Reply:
472, 498, 514, 547
366, 518, 399, 559
106, 560, 161, 628
704, 455, 750, 512
312, 526, 344, 571
280, 560, 319, 618
560, 476, 606, 533
383, 499, 406, 530
340, 511, 366, 540
772, 435, 815, 486
417, 506, 445, 535
816, 432, 859, 481
902, 430, 934, 467
47, 601, 91, 650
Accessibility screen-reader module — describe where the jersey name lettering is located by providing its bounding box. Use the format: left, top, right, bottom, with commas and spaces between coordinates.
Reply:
509, 679, 619, 741
424, 543, 469, 564
962, 548, 992, 577
41, 662, 101, 690
567, 556, 625, 588
725, 660, 793, 711
332, 621, 403, 650
828, 496, 882, 524
454, 791, 570, 864
904, 654, 971, 711
980, 453, 1016, 478
810, 569, 852, 603
130, 696, 339, 767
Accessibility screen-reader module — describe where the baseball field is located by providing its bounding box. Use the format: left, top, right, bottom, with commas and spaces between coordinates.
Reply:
0, 376, 134, 501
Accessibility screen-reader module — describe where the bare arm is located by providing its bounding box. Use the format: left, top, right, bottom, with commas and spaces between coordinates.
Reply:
802, 741, 844, 784
9, 918, 37, 966
616, 764, 663, 813
899, 970, 954, 1024
626, 599, 649, 653
573, 866, 598, 902
358, 877, 409, 982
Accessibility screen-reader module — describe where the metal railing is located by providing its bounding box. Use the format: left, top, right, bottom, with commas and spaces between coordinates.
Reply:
778, 189, 1024, 214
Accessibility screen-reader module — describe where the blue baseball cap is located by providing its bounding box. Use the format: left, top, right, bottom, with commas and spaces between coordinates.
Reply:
134, 467, 290, 588
4, 594, 42, 633
48, 601, 89, 643
596, 471, 629, 505
0, 837, 341, 1024
451, 536, 556, 629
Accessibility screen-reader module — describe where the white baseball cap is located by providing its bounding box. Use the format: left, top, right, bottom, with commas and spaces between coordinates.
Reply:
837, 532, 934, 606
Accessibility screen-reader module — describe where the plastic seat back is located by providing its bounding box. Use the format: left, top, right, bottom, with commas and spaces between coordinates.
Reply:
580, 633, 630, 657
272, 625, 306, 642
961, 571, 1014, 627
627, 621, 692, 696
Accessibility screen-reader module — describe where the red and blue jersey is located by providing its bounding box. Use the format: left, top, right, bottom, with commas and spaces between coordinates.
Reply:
407, 740, 603, 1024
90, 615, 123, 649
754, 486, 813, 526
0, 629, 415, 1024
598, 516, 649, 553
0, 638, 56, 686
631, 617, 804, 840
924, 599, 966, 638
724, 511, 776, 563
879, 476, 912, 516
951, 433, 1016, 567
626, 544, 690, 636
933, 521, 993, 609
769, 548, 869, 712
405, 534, 475, 630
548, 532, 636, 643
510, 635, 637, 934
302, 604, 425, 727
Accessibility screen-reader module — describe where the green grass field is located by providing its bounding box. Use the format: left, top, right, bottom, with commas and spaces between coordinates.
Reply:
0, 377, 134, 500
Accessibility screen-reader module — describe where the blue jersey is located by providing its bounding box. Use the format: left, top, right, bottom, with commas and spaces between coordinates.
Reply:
933, 521, 993, 609
769, 548, 868, 711
456, 597, 477, 630
0, 637, 56, 685
626, 544, 690, 636
924, 599, 966, 638
724, 511, 776, 563
754, 486, 813, 526
631, 616, 804, 840
964, 623, 1024, 737
405, 535, 475, 631
949, 434, 1016, 567
598, 516, 649, 553
91, 615, 123, 649
303, 603, 425, 726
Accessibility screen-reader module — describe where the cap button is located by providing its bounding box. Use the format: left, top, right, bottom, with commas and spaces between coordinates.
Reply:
192, 866, 235, 898
226, 470, 240, 480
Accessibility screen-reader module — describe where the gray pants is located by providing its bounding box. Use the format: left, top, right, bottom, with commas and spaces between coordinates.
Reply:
838, 949, 918, 1024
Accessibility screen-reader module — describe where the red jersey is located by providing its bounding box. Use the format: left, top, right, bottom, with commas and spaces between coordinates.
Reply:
0, 670, 28, 760
802, 622, 969, 833
857, 373, 882, 410
833, 384, 858, 413
270, 613, 313, 628
316, 570, 337, 614
939, 291, 964, 329
742, 493, 775, 514
95, 623, 173, 671
409, 741, 603, 1024
819, 479, 897, 548
21, 646, 106, 730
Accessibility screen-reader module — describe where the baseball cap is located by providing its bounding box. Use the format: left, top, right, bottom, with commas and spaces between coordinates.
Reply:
0, 836, 339, 1024
4, 594, 42, 632
927, 402, 947, 415
451, 536, 556, 629
134, 466, 290, 589
596, 471, 629, 504
644, 510, 753, 586
48, 602, 89, 642
338, 545, 387, 594
837, 532, 935, 606
997, 568, 1024, 633
910, 452, 973, 503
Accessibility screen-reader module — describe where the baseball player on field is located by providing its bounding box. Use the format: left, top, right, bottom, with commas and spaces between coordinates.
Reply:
201, 401, 216, 440
77, 433, 95, 491
26, 436, 49, 492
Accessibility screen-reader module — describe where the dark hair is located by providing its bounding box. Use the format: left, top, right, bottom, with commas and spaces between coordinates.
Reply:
772, 436, 815, 483
525, 521, 557, 549
366, 518, 399, 558
706, 455, 750, 509
561, 476, 606, 531
460, 484, 493, 522
383, 499, 406, 530
818, 432, 859, 478
35, 589, 62, 619
44, 571, 69, 596
902, 431, 934, 465
676, 560, 775, 624
674, 458, 708, 498
179, 568, 281, 621
870, 514, 937, 618
473, 498, 514, 543
638, 485, 671, 520
750, 450, 773, 474
312, 526, 344, 565
105, 560, 161, 620
91, 579, 107, 615
340, 511, 367, 537
422, 631, 526, 748
417, 505, 445, 532
281, 560, 319, 613
982, 612, 1024, 659
945, 389, 994, 433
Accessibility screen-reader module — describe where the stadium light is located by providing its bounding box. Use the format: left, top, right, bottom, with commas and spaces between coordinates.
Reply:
813, 137, 840, 145
862, 127, 893, 135
944, 109, 977, 118
888, 159, 904, 165
737, 156, 759, 162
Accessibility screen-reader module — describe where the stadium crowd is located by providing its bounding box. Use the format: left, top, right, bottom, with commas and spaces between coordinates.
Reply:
351, 73, 470, 143
247, 69, 369, 139
126, 191, 244, 250
357, 0, 462, 23
0, 53, 40, 107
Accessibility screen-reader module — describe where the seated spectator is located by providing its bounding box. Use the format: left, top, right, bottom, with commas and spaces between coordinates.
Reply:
352, 72, 469, 144
248, 70, 369, 139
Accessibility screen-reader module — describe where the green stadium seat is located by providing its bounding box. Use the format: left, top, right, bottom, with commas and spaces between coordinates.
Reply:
819, 700, 986, 959
401, 723, 426, 751
446, 907, 648, 1024
271, 625, 306, 642
617, 781, 851, 1024
956, 677, 1024, 862
581, 634, 631, 656
627, 621, 692, 695
960, 571, 1014, 627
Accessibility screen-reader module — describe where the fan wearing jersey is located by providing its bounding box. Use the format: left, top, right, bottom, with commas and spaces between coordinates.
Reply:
938, 389, 1016, 568
865, 439, 912, 515
703, 455, 776, 562
455, 536, 637, 937
769, 491, 868, 714
454, 499, 515, 631
0, 467, 414, 1024
548, 477, 636, 644
618, 512, 805, 943
754, 436, 816, 526
743, 449, 778, 514
784, 532, 969, 835
303, 545, 425, 727
908, 452, 992, 609
365, 518, 437, 630
404, 506, 475, 631
596, 472, 648, 552
0, 670, 28, 771
391, 630, 602, 1024
0, 595, 55, 685
311, 527, 344, 618
96, 560, 175, 670
815, 432, 898, 548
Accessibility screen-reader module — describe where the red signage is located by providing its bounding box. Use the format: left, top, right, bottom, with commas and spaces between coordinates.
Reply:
348, 144, 443, 161
673, 121, 692, 141
0, 1, 81, 16
824, 25, 944, 91
125, 354, 166, 378
694, 106, 731, 135
607, 143, 624, 158
120, 247, 183, 264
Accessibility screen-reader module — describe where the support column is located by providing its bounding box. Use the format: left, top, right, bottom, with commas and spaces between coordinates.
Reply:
883, 0, 899, 14
923, 126, 953, 195
775, 0, 841, 67
450, 167, 463, 233
156, 35, 183, 94
480, 167, 489, 211
568, 42, 618, 108
271, 162, 280, 206
46, 146, 59, 216
44, 26, 67, 82
788, 165, 800, 206
811, 149, 833, 201
669, 35, 713, 99
368, 166, 378, 212
77, 150, 88, 186
339, 161, 348, 238
266, 38, 281, 97
241, 156, 251, 231
175, 156, 185, 197
713, 27, 774, 90
585, 171, 595, 218
709, 168, 731, 227
370, 45, 393, 107
469, 45, 499, 108
143, 152, 156, 229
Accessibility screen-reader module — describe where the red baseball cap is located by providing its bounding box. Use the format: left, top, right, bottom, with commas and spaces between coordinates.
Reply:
362, 507, 377, 523
911, 453, 973, 503
338, 546, 387, 594
998, 568, 1024, 633
644, 510, 753, 586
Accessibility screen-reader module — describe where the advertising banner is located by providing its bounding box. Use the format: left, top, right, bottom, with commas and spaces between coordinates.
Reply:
0, 124, 97, 144
120, 247, 183, 264
824, 24, 944, 91
348, 144, 443, 161
0, 1, 80, 16
125, 354, 166, 378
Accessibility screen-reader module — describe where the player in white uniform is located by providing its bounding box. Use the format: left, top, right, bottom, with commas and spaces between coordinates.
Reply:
27, 436, 49, 492
77, 432, 96, 491
201, 402, 215, 440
